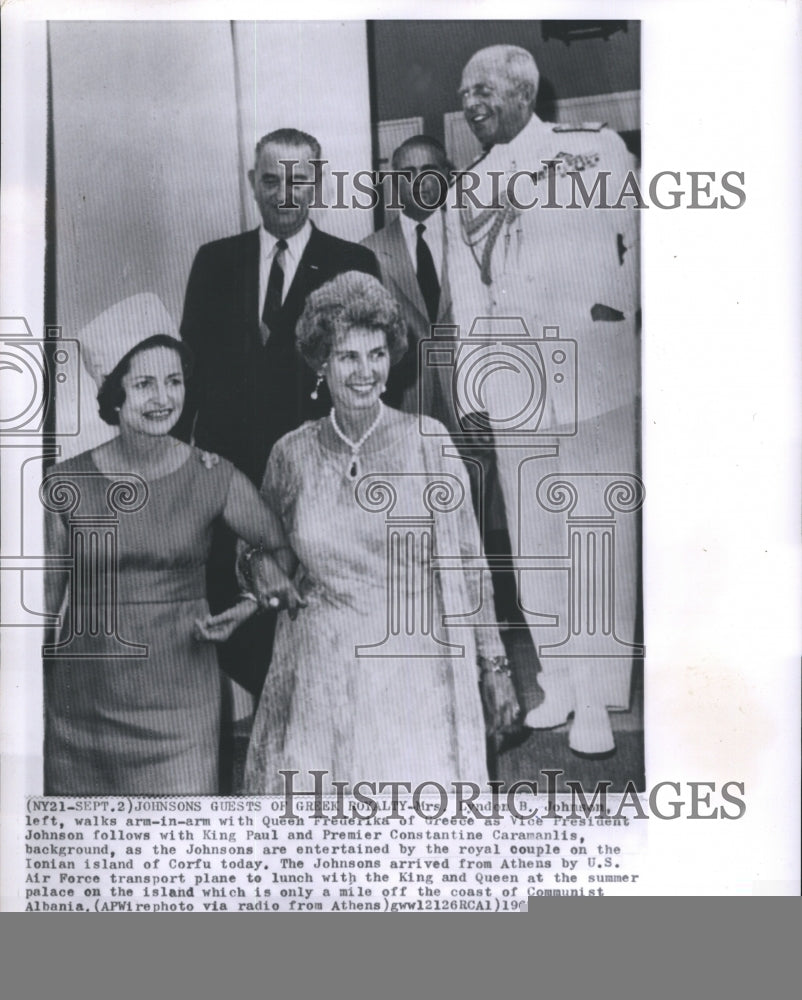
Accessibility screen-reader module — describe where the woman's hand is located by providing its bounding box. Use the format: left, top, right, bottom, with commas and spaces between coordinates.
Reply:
479, 662, 521, 740
193, 600, 257, 643
250, 555, 307, 620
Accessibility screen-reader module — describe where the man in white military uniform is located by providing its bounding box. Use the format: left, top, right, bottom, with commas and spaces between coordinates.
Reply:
445, 45, 640, 754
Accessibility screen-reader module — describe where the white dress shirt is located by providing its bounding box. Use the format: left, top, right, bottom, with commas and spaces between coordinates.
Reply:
258, 221, 312, 318
398, 209, 444, 283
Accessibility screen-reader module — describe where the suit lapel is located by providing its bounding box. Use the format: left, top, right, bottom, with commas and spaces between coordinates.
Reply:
281, 224, 325, 323
379, 218, 430, 325
240, 228, 262, 348
437, 216, 452, 324
379, 216, 452, 327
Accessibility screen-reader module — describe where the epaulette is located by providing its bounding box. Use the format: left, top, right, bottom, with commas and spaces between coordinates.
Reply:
552, 121, 607, 133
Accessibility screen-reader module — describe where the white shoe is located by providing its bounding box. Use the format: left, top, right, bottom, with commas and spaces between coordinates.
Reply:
524, 695, 573, 730
568, 706, 615, 754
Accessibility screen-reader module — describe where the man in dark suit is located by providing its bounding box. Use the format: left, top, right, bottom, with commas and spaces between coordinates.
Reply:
177, 128, 378, 698
362, 136, 455, 429
179, 127, 378, 485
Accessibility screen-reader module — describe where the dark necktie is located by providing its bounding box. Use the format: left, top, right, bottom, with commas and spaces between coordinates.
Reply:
415, 223, 440, 323
261, 238, 288, 337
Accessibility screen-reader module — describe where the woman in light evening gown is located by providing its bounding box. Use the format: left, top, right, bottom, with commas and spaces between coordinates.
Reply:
44, 293, 299, 795
217, 272, 519, 793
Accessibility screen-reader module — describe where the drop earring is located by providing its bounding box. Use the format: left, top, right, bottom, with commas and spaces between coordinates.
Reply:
310, 371, 324, 401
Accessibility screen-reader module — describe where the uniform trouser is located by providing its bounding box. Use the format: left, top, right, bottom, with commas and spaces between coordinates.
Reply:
493, 401, 640, 712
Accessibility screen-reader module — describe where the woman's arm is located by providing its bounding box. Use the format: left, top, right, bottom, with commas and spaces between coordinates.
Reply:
453, 481, 521, 738
222, 467, 303, 615
426, 424, 520, 736
221, 468, 292, 557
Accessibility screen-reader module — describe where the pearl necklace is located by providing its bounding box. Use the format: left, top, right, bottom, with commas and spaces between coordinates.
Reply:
329, 403, 384, 480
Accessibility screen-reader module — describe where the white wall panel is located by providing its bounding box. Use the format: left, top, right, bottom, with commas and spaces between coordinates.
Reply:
233, 21, 373, 244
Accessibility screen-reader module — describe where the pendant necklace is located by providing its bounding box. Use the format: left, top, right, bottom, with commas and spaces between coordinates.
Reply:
329, 403, 384, 480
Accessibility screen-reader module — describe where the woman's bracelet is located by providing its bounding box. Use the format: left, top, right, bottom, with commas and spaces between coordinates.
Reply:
478, 654, 512, 677
240, 546, 263, 586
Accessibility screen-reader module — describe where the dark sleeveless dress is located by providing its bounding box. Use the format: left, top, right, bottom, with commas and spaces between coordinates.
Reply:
44, 449, 233, 794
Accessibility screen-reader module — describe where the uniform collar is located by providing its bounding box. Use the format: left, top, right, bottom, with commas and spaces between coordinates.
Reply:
484, 114, 550, 164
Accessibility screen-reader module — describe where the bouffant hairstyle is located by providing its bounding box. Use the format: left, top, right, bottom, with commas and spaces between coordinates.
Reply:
97, 334, 193, 426
295, 272, 408, 373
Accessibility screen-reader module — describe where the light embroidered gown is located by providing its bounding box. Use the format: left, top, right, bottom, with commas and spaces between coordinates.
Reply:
243, 412, 504, 792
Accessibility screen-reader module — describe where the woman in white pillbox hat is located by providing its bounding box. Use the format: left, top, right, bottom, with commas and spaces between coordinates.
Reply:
43, 293, 303, 794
